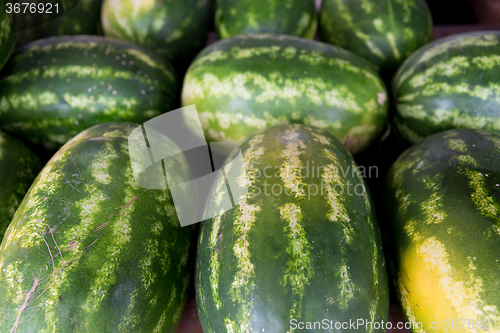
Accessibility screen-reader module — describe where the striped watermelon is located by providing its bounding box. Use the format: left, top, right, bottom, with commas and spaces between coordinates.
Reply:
182, 33, 389, 154
196, 124, 389, 332
0, 35, 178, 154
0, 131, 41, 241
0, 0, 15, 71
0, 122, 194, 332
393, 31, 500, 144
101, 0, 210, 65
215, 0, 317, 39
320, 0, 433, 74
384, 129, 500, 331
15, 0, 104, 46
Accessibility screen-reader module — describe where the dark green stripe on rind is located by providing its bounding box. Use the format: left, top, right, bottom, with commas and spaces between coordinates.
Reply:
182, 33, 388, 154
384, 129, 500, 328
0, 0, 16, 71
215, 0, 317, 39
0, 123, 193, 333
101, 0, 209, 65
320, 0, 432, 73
0, 35, 179, 153
196, 124, 389, 333
0, 131, 42, 241
393, 31, 500, 144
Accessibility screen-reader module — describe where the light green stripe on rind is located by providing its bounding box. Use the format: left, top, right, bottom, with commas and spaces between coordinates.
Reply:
229, 133, 265, 332
185, 73, 367, 114
320, 148, 354, 243
462, 169, 500, 225
419, 174, 447, 224
280, 203, 313, 320
208, 214, 223, 310
278, 127, 313, 322
280, 127, 307, 198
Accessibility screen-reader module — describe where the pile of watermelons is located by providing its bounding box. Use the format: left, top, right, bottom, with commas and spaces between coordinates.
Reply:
0, 0, 499, 332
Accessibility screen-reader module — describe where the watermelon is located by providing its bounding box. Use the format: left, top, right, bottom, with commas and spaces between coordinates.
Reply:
393, 31, 500, 144
182, 33, 389, 154
0, 35, 179, 154
384, 129, 500, 331
0, 131, 42, 241
320, 0, 433, 74
215, 0, 317, 39
14, 0, 104, 46
196, 124, 389, 332
101, 0, 210, 66
0, 122, 194, 332
0, 0, 15, 71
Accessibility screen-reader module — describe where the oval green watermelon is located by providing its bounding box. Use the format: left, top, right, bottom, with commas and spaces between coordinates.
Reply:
182, 33, 389, 154
393, 31, 500, 144
101, 0, 210, 65
215, 0, 317, 39
0, 131, 41, 241
0, 122, 193, 332
320, 0, 432, 74
0, 0, 15, 71
0, 35, 179, 153
384, 129, 500, 331
196, 124, 389, 332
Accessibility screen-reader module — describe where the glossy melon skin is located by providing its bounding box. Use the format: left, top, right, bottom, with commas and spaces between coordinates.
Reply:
0, 123, 194, 332
384, 129, 500, 332
196, 124, 389, 333
0, 131, 42, 241
0, 0, 15, 71
101, 0, 210, 65
320, 0, 432, 74
0, 35, 179, 153
393, 31, 500, 144
215, 0, 317, 39
182, 33, 389, 154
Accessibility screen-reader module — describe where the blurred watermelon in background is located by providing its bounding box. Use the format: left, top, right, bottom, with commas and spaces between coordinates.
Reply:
14, 0, 104, 46
214, 0, 317, 39
320, 0, 433, 76
101, 0, 210, 70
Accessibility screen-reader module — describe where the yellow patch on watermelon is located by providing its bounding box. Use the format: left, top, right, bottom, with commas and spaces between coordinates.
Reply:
398, 237, 499, 332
